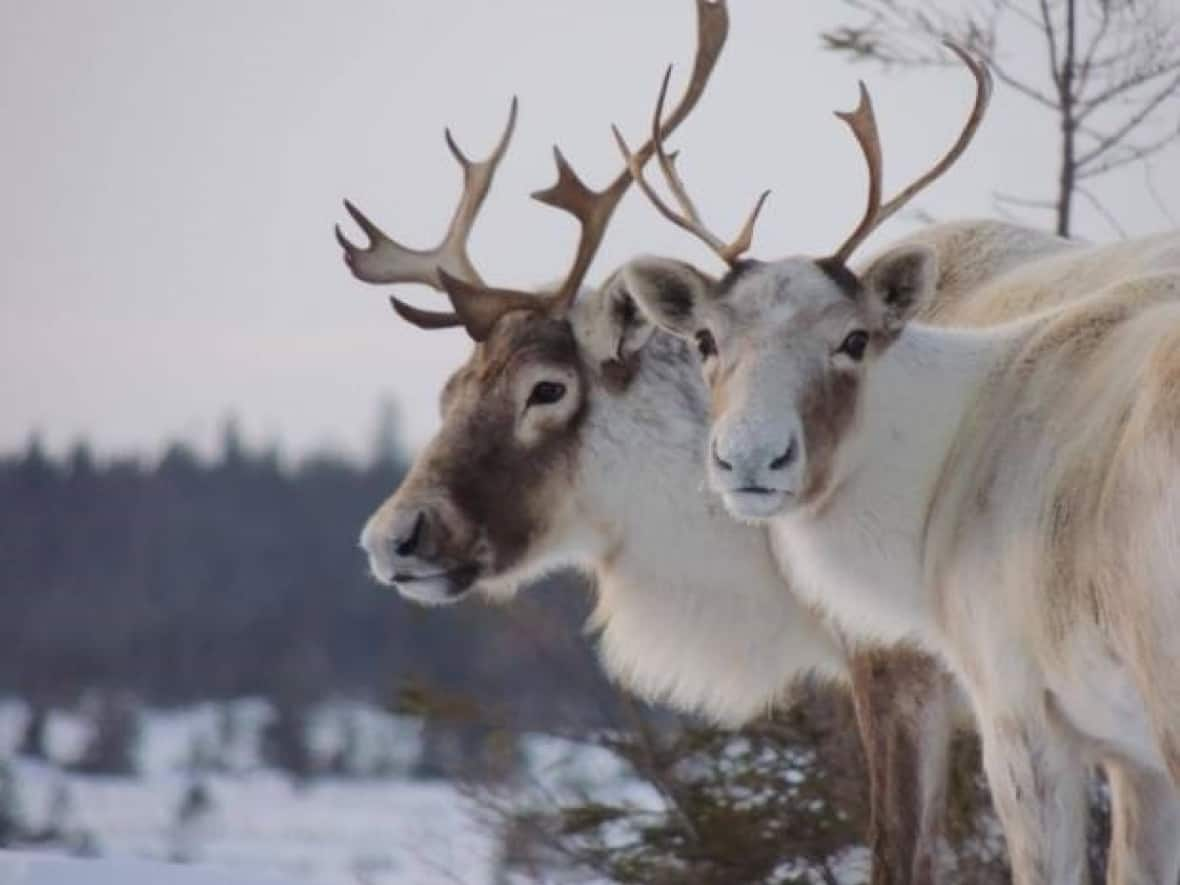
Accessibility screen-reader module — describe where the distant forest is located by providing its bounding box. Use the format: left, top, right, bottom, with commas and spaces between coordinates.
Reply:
0, 417, 618, 732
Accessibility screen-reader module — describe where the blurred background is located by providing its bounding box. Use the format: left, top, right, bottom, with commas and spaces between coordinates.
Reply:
1, 1, 1177, 882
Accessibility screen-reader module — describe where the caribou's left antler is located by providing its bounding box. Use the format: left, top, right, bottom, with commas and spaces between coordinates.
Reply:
334, 98, 516, 290
335, 98, 521, 333
623, 42, 991, 270
829, 43, 992, 264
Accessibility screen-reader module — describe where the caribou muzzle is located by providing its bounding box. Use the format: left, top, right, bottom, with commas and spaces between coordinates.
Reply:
360, 503, 482, 605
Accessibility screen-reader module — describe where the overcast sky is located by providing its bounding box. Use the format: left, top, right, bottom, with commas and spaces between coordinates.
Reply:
3, 0, 1177, 462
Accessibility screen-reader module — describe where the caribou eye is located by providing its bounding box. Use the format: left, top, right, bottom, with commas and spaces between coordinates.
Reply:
527, 381, 567, 407
837, 330, 869, 362
695, 330, 717, 360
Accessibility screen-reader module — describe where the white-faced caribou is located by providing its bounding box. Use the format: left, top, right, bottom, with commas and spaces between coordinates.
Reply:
620, 38, 1180, 885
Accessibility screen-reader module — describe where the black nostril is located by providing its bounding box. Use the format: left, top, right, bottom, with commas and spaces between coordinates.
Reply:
712, 442, 733, 472
395, 512, 425, 557
769, 438, 797, 471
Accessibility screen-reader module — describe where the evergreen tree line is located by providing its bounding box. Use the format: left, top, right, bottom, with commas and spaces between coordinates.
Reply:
0, 421, 617, 731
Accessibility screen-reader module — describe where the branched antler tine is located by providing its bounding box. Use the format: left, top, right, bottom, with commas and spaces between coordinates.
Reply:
529, 0, 731, 311
389, 296, 464, 331
436, 268, 541, 343
648, 68, 722, 250
336, 198, 441, 285
435, 96, 519, 284
618, 0, 730, 181
725, 188, 772, 262
613, 122, 700, 244
618, 64, 770, 265
443, 127, 470, 167
830, 82, 884, 265
528, 145, 608, 311
336, 97, 517, 291
609, 71, 726, 255
342, 198, 384, 242
874, 43, 993, 229
532, 146, 596, 217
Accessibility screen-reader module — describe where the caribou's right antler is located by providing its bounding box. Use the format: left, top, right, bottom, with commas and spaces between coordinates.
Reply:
430, 0, 731, 340
335, 98, 519, 331
337, 0, 732, 342
525, 0, 731, 313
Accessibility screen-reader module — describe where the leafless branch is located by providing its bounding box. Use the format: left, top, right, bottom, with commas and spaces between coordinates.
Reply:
995, 190, 1057, 209
1077, 59, 1180, 120
1075, 70, 1180, 166
1037, 0, 1064, 93
1075, 185, 1127, 237
992, 196, 1026, 222
1143, 160, 1178, 226
989, 56, 1061, 108
827, 0, 1180, 236
1077, 123, 1180, 177
1078, 0, 1114, 90
994, 0, 1049, 33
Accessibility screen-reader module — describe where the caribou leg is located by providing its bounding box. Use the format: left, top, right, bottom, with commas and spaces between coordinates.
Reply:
848, 647, 955, 885
1104, 756, 1180, 885
976, 700, 1089, 885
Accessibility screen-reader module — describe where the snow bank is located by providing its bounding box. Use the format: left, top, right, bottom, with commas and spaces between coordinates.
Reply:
0, 851, 296, 885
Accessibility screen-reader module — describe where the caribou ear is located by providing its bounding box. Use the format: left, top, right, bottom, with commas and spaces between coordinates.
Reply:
575, 271, 658, 391
620, 256, 717, 339
583, 271, 656, 359
859, 244, 937, 336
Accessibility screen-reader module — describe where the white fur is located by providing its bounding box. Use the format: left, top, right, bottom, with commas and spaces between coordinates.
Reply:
686, 231, 1180, 884
369, 219, 1095, 881
518, 325, 847, 724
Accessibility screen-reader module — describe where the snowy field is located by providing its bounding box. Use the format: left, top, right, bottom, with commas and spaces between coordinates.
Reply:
0, 700, 643, 885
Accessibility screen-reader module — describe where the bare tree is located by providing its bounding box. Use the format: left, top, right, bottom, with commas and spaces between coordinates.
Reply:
824, 0, 1180, 237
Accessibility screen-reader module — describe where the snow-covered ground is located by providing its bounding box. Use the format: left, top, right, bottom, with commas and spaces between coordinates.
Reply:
0, 699, 643, 885
0, 851, 300, 885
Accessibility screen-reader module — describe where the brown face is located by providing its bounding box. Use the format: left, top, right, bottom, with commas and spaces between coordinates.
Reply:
360, 309, 589, 604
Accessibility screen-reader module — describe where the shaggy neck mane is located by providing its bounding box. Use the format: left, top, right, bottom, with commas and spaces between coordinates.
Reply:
571, 332, 843, 725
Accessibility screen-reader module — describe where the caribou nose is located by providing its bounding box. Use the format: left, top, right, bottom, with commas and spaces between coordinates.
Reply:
768, 437, 798, 471
361, 506, 440, 585
712, 440, 733, 472
395, 511, 426, 557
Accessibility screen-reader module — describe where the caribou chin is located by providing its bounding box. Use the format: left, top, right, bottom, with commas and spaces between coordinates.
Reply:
721, 487, 795, 523
391, 566, 481, 605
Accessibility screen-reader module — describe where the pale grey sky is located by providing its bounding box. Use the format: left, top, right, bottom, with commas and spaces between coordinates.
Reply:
3, 0, 1177, 461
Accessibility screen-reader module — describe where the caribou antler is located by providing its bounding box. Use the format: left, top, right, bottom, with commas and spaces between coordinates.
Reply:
338, 0, 731, 342
621, 42, 991, 271
829, 42, 992, 264
523, 0, 731, 313
436, 0, 731, 338
335, 98, 519, 331
613, 67, 770, 266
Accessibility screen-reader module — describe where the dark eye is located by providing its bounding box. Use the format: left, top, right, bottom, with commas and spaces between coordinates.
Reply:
695, 330, 716, 360
837, 330, 869, 362
527, 380, 567, 407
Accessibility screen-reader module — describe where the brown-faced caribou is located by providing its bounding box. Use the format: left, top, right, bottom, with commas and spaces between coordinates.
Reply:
336, 4, 981, 882
621, 41, 1180, 885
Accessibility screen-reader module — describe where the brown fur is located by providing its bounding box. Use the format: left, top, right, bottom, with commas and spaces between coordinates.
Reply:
392, 310, 589, 576
849, 648, 952, 885
799, 368, 860, 508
